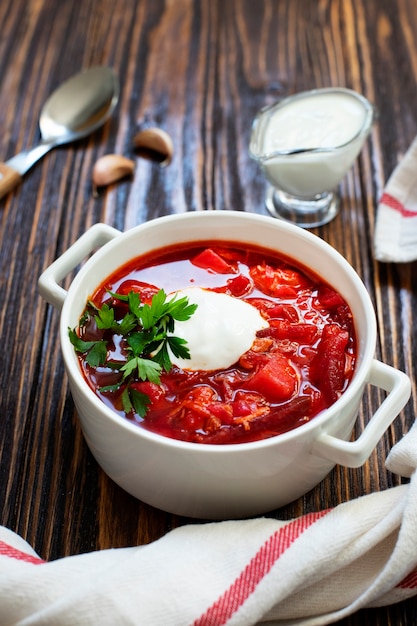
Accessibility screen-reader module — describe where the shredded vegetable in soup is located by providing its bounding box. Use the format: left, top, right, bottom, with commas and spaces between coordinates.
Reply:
69, 241, 356, 444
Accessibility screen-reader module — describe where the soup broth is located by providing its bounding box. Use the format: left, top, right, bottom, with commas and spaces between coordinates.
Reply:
71, 241, 356, 444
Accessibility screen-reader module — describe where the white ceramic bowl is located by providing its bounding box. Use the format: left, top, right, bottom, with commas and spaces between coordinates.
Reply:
38, 212, 411, 519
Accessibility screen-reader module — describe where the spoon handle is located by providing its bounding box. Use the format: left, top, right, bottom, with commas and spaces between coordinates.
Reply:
0, 163, 22, 199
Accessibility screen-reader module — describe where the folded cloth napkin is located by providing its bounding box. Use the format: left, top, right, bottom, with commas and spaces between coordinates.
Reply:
374, 135, 417, 262
1, 423, 417, 626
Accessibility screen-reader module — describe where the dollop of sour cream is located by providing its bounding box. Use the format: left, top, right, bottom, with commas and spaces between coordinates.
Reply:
169, 287, 268, 371
263, 91, 367, 153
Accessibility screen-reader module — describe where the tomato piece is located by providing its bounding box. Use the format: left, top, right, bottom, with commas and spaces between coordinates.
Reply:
268, 320, 318, 344
180, 411, 206, 433
310, 324, 349, 405
317, 285, 346, 310
232, 392, 269, 418
212, 274, 253, 297
246, 353, 298, 402
232, 399, 253, 417
180, 386, 217, 417
244, 298, 278, 316
250, 263, 310, 298
191, 248, 238, 274
130, 381, 165, 405
116, 280, 160, 303
207, 402, 234, 424
239, 347, 270, 369
267, 303, 299, 321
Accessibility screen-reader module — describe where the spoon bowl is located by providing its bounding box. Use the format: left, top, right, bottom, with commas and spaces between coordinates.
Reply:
0, 66, 119, 198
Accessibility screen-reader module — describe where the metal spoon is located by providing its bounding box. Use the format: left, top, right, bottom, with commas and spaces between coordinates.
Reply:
0, 66, 119, 199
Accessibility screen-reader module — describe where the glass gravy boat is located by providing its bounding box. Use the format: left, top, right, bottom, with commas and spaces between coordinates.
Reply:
249, 88, 375, 228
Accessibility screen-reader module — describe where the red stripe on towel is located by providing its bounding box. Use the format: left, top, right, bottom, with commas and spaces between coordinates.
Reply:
398, 568, 417, 589
0, 540, 45, 565
380, 192, 417, 217
193, 510, 329, 626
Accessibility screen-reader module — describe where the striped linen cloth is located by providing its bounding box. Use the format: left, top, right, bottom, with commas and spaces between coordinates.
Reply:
1, 420, 417, 625
374, 136, 417, 262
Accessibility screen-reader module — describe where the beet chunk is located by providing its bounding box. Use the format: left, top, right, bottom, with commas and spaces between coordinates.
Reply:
310, 324, 349, 405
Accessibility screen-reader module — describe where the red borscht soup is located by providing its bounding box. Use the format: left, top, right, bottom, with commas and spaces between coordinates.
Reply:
70, 241, 356, 444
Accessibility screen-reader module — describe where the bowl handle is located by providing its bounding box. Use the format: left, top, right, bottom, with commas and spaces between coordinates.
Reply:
311, 360, 411, 468
38, 223, 121, 310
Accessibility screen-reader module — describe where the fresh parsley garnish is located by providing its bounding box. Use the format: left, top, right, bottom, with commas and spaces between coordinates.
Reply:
67, 329, 108, 367
121, 386, 151, 418
68, 289, 197, 417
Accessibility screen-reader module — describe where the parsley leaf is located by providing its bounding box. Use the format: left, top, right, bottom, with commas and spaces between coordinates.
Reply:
166, 335, 191, 359
69, 288, 197, 418
118, 312, 137, 335
68, 328, 107, 367
121, 386, 133, 414
128, 291, 142, 320
94, 303, 116, 330
129, 387, 152, 417
127, 329, 157, 356
121, 356, 162, 384
151, 342, 172, 372
86, 342, 108, 367
120, 385, 151, 417
99, 382, 121, 393
166, 294, 198, 321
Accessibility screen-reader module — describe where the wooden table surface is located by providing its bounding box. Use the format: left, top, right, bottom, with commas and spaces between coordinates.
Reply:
1, 0, 417, 623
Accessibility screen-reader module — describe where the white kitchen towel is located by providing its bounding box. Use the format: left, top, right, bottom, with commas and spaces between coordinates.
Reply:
1, 421, 417, 625
374, 135, 417, 262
